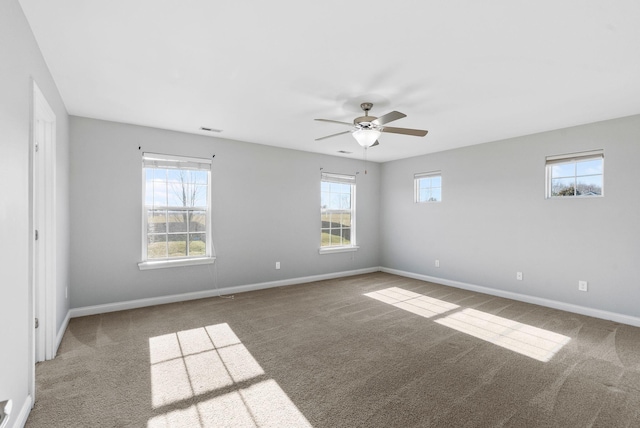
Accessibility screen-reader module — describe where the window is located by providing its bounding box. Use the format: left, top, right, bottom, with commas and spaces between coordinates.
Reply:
415, 171, 442, 203
320, 172, 357, 252
546, 150, 603, 198
139, 153, 214, 269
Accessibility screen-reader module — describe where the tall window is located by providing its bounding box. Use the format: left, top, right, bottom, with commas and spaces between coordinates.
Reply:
140, 153, 213, 267
546, 150, 604, 198
320, 172, 356, 251
415, 171, 442, 203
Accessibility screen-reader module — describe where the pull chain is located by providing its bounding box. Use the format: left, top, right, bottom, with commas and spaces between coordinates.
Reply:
363, 147, 368, 174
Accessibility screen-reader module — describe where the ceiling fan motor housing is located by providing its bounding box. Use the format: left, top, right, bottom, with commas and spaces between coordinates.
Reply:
354, 116, 380, 130
354, 102, 380, 130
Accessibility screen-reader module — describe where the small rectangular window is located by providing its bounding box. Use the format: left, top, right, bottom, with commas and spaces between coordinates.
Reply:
141, 153, 213, 266
415, 171, 442, 203
546, 150, 603, 198
320, 172, 356, 251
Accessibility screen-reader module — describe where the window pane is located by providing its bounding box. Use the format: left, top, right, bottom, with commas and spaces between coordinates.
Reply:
183, 182, 196, 206
144, 170, 156, 206
321, 213, 330, 227
330, 193, 340, 209
577, 175, 603, 195
551, 163, 575, 178
329, 182, 342, 193
147, 235, 167, 259
192, 184, 208, 207
340, 193, 351, 209
148, 210, 167, 233
577, 159, 603, 176
167, 234, 187, 257
167, 187, 186, 207
151, 177, 168, 206
321, 231, 331, 247
340, 212, 351, 227
166, 169, 183, 183
430, 188, 442, 201
189, 211, 207, 232
321, 191, 329, 208
341, 228, 351, 244
168, 211, 188, 232
330, 234, 342, 245
431, 176, 442, 187
189, 233, 206, 256
419, 189, 428, 202
193, 170, 208, 184
321, 181, 330, 192
153, 168, 167, 181
418, 178, 430, 190
551, 177, 576, 196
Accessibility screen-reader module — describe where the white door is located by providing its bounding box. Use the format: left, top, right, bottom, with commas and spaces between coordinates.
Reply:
32, 82, 56, 367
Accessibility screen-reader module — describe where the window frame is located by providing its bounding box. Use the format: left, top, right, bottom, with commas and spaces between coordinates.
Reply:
545, 150, 604, 199
138, 152, 215, 270
414, 171, 442, 203
319, 172, 358, 254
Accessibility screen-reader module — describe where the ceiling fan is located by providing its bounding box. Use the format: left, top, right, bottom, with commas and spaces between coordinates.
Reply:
315, 102, 428, 148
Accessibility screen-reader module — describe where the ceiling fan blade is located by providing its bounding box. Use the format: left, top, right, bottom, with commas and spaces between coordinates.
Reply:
381, 126, 428, 137
371, 140, 380, 147
315, 118, 353, 126
371, 111, 406, 126
315, 130, 351, 141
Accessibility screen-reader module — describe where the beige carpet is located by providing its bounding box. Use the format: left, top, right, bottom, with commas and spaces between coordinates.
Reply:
26, 272, 640, 427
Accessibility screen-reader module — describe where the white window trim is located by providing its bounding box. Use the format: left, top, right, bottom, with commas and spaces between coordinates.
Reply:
320, 171, 357, 252
545, 150, 604, 199
140, 152, 213, 269
138, 256, 215, 270
319, 245, 360, 255
414, 171, 442, 203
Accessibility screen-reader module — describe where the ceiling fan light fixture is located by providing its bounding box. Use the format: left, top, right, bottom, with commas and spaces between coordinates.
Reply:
352, 128, 381, 147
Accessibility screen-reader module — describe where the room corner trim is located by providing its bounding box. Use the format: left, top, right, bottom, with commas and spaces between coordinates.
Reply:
381, 267, 640, 328
69, 267, 382, 318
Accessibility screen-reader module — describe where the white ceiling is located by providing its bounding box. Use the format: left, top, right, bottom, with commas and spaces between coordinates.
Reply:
19, 0, 640, 162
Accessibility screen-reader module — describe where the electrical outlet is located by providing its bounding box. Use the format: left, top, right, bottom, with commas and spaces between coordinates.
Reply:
435, 259, 440, 268
275, 262, 280, 270
516, 272, 523, 281
578, 280, 588, 292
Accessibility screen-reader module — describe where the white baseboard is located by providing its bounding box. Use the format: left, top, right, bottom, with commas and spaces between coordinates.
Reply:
13, 394, 32, 428
55, 311, 71, 355
69, 267, 380, 318
381, 267, 640, 328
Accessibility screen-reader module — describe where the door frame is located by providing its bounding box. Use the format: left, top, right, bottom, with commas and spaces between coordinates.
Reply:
29, 81, 57, 398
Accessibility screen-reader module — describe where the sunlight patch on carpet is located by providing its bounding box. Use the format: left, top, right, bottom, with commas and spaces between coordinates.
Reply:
436, 308, 571, 362
148, 323, 311, 427
365, 287, 570, 362
364, 287, 459, 318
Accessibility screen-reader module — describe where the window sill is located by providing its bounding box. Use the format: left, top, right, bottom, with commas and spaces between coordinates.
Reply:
319, 246, 359, 255
138, 257, 216, 270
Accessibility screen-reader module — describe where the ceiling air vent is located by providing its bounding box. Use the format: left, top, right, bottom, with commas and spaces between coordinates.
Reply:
337, 150, 352, 154
200, 127, 222, 133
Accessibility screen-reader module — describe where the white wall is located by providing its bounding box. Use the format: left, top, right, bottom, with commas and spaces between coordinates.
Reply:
69, 117, 380, 308
0, 0, 70, 425
380, 114, 640, 319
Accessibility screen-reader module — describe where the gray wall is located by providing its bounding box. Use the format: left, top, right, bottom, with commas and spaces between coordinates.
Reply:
380, 114, 640, 318
0, 0, 70, 425
69, 117, 380, 308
